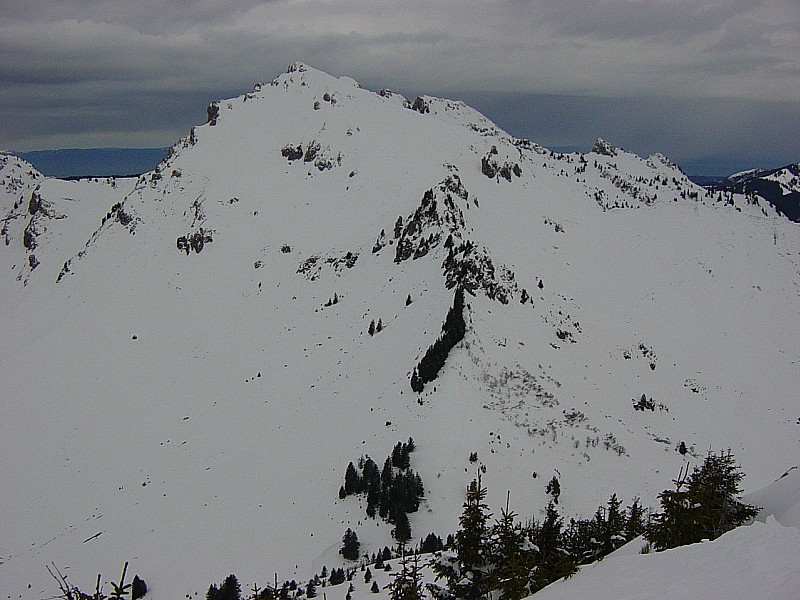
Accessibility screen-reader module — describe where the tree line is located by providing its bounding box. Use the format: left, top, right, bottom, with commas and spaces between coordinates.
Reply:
339, 439, 425, 544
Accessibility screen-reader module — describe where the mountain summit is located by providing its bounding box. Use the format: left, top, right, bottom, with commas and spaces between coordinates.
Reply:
1, 64, 798, 597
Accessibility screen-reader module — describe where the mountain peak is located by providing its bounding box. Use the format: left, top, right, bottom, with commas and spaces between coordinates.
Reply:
591, 137, 618, 156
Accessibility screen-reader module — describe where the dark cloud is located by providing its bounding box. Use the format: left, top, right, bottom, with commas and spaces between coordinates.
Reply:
0, 0, 271, 34
0, 0, 796, 173
522, 0, 756, 41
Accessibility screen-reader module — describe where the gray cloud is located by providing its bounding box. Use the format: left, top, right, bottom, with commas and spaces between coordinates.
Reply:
0, 0, 270, 34
0, 0, 796, 173
524, 0, 757, 41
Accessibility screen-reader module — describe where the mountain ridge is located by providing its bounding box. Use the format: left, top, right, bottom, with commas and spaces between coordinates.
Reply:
709, 163, 800, 222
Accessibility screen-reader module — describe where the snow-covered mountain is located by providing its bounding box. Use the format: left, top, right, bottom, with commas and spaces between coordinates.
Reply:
1, 63, 798, 598
710, 163, 800, 222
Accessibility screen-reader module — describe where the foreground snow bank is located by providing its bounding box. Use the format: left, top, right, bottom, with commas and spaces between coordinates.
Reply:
745, 466, 800, 529
533, 517, 800, 600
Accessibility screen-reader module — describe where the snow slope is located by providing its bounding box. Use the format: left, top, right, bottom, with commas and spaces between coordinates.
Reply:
534, 466, 800, 600
1, 64, 798, 598
532, 518, 800, 600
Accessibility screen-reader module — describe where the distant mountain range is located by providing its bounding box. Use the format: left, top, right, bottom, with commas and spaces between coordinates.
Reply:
696, 164, 800, 222
17, 147, 169, 178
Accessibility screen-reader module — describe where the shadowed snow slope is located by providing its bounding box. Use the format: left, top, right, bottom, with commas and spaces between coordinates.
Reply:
1, 63, 798, 598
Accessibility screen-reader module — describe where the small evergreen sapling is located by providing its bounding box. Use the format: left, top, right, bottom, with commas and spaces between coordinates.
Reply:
387, 544, 426, 600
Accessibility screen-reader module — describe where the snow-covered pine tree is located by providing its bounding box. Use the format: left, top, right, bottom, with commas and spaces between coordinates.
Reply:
624, 497, 647, 541
527, 502, 576, 593
386, 543, 426, 600
600, 494, 626, 555
430, 477, 492, 600
488, 502, 531, 600
646, 450, 759, 550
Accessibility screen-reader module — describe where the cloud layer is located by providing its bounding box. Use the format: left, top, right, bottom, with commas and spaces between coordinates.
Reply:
1, 0, 797, 172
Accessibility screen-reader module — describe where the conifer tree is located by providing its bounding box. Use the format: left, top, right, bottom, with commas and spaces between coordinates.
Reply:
387, 544, 426, 600
341, 528, 361, 561
392, 510, 412, 543
624, 497, 646, 541
528, 503, 576, 593
380, 457, 395, 519
420, 533, 444, 554
646, 450, 759, 550
207, 583, 220, 600
206, 575, 243, 600
563, 516, 596, 563
365, 457, 381, 518
488, 503, 530, 600
345, 461, 361, 495
600, 494, 626, 555
431, 477, 492, 600
330, 568, 346, 586
392, 442, 405, 469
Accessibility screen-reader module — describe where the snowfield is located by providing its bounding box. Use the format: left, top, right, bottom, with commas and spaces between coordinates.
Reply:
1, 63, 797, 598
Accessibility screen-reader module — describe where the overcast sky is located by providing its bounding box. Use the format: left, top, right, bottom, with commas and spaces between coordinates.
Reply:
1, 0, 798, 174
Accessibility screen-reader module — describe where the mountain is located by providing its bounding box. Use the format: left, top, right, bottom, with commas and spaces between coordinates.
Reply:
1, 63, 798, 598
701, 164, 800, 222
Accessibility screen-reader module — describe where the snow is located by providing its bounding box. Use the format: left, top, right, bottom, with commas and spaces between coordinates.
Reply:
745, 466, 800, 529
531, 467, 800, 600
1, 63, 798, 599
533, 518, 800, 600
728, 167, 765, 180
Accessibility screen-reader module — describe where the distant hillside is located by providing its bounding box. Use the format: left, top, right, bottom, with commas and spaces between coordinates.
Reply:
18, 147, 168, 178
688, 175, 727, 187
691, 165, 800, 222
